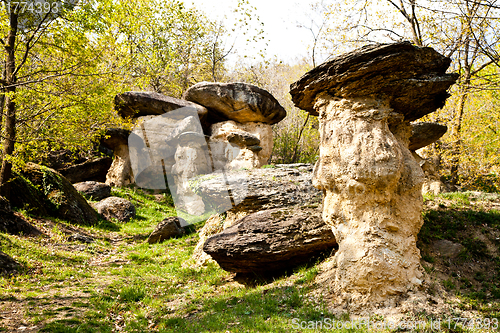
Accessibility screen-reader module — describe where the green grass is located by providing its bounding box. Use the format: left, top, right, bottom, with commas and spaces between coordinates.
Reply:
1, 189, 500, 332
1, 186, 356, 332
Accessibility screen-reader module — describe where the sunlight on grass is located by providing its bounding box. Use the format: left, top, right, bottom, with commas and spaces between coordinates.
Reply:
1, 187, 500, 332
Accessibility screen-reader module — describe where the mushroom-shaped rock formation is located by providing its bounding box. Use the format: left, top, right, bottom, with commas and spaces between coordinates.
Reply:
184, 82, 285, 169
183, 82, 286, 125
101, 128, 133, 187
290, 42, 458, 308
409, 122, 447, 151
290, 42, 459, 121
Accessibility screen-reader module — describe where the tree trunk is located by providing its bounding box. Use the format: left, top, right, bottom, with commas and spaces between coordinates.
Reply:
0, 64, 6, 139
449, 89, 467, 186
0, 14, 18, 200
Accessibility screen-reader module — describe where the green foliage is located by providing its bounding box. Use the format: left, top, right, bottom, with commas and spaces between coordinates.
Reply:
0, 0, 231, 173
229, 59, 319, 164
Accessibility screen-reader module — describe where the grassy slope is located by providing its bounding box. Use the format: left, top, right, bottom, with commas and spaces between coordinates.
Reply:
0, 188, 498, 332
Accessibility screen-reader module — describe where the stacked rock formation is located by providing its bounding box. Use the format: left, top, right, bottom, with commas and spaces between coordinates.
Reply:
183, 82, 285, 170
104, 83, 285, 218
290, 42, 458, 306
191, 164, 323, 267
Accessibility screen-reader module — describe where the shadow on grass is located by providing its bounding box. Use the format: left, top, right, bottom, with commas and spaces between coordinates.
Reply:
158, 284, 356, 333
92, 218, 120, 232
419, 208, 500, 245
233, 248, 337, 287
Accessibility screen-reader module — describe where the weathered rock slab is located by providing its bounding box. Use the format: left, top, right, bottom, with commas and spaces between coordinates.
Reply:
147, 217, 186, 244
290, 42, 459, 121
114, 91, 208, 122
203, 207, 336, 273
409, 122, 447, 151
183, 82, 286, 125
94, 197, 136, 223
432, 239, 464, 258
192, 164, 323, 265
74, 181, 111, 201
194, 164, 322, 214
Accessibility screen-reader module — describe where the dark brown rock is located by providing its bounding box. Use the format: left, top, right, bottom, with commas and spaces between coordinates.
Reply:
183, 82, 286, 125
203, 207, 336, 273
74, 181, 111, 201
21, 163, 99, 225
114, 91, 208, 125
59, 157, 113, 184
147, 217, 186, 244
290, 42, 459, 121
94, 196, 136, 223
409, 122, 447, 151
226, 131, 261, 147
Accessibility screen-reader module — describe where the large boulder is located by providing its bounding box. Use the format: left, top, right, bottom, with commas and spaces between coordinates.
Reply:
21, 163, 99, 225
289, 42, 458, 308
73, 181, 111, 201
94, 197, 136, 223
192, 164, 323, 264
183, 82, 286, 125
130, 112, 205, 189
290, 42, 459, 121
10, 172, 54, 217
203, 207, 336, 274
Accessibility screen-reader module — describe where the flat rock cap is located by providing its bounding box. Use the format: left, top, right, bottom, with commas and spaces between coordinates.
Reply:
409, 122, 447, 151
114, 91, 208, 120
290, 42, 459, 121
183, 82, 286, 125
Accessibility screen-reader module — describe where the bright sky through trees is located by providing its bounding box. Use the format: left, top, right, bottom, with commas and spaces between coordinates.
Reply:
187, 0, 317, 61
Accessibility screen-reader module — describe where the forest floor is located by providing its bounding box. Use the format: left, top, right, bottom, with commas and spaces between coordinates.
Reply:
0, 188, 499, 332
